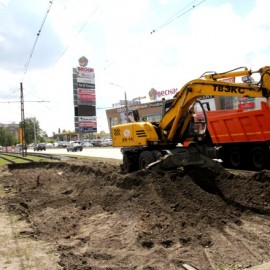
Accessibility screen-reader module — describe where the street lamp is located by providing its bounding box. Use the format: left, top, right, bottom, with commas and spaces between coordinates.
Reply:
109, 83, 128, 113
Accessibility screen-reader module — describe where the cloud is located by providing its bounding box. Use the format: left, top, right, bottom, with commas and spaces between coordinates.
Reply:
1, 0, 270, 136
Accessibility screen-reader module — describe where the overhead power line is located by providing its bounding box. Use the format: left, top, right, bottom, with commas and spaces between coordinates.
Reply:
22, 0, 54, 80
51, 4, 99, 68
150, 0, 206, 34
0, 100, 50, 103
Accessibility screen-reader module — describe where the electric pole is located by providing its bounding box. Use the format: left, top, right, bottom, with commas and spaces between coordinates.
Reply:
20, 82, 27, 156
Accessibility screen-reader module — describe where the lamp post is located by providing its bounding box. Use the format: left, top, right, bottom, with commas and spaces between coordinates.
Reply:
109, 83, 128, 114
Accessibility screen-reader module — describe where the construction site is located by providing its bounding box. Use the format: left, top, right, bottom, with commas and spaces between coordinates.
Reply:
0, 158, 270, 270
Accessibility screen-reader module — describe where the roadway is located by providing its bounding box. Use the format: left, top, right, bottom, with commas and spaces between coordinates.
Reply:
28, 147, 123, 160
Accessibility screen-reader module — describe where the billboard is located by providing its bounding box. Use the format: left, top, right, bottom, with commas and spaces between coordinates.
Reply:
73, 56, 97, 133
77, 88, 96, 105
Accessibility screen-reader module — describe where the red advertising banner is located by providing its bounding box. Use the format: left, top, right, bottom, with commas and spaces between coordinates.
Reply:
78, 94, 96, 101
78, 121, 97, 128
77, 89, 95, 94
77, 88, 96, 104
238, 102, 255, 110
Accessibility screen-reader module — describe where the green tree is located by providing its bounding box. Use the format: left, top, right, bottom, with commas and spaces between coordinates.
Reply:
19, 117, 43, 144
0, 127, 17, 146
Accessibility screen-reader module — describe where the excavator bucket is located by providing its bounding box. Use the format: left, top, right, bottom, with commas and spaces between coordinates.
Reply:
146, 146, 225, 175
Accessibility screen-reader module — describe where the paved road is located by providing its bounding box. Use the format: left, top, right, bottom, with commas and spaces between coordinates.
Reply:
29, 147, 123, 160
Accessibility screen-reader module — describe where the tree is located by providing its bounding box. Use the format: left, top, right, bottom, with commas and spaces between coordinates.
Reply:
19, 117, 44, 144
0, 127, 17, 146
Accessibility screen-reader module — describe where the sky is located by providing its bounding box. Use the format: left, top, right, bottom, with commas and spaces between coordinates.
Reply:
1, 0, 270, 136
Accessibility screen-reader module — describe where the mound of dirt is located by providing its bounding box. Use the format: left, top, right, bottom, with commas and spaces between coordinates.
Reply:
1, 160, 270, 270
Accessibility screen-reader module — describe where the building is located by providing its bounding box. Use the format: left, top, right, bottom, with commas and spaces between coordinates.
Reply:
106, 100, 164, 130
105, 95, 266, 132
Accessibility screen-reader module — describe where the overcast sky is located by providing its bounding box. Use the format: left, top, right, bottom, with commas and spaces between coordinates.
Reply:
1, 0, 270, 136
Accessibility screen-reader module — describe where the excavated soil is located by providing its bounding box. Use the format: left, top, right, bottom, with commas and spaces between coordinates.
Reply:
0, 159, 270, 270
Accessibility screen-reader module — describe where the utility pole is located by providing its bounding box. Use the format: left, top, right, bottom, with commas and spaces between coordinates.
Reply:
20, 82, 27, 156
109, 83, 129, 120
33, 118, 37, 145
124, 91, 128, 115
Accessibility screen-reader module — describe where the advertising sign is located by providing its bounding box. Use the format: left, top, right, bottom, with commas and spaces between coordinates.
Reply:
78, 105, 96, 116
75, 67, 95, 78
238, 97, 255, 102
78, 121, 97, 128
77, 82, 95, 89
79, 127, 97, 133
148, 88, 177, 101
238, 102, 255, 110
79, 116, 96, 121
78, 119, 97, 133
77, 77, 95, 84
73, 56, 97, 133
77, 88, 96, 105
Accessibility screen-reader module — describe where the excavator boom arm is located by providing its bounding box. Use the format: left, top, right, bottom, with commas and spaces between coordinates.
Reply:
159, 66, 270, 142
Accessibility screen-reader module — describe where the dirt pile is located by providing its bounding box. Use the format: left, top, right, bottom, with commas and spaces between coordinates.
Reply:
1, 160, 270, 270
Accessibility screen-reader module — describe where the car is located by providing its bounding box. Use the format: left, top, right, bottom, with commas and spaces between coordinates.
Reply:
45, 143, 53, 148
14, 143, 27, 153
82, 142, 93, 147
91, 139, 102, 147
67, 141, 83, 152
28, 143, 35, 148
100, 139, 112, 147
34, 143, 46, 151
58, 141, 67, 148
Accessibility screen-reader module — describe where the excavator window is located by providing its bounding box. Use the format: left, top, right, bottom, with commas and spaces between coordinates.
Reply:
187, 101, 207, 139
162, 98, 174, 116
127, 110, 140, 122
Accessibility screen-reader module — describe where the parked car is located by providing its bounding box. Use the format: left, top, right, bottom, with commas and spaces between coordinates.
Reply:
14, 143, 27, 153
34, 143, 46, 151
28, 143, 35, 148
82, 142, 93, 147
58, 141, 67, 148
101, 139, 112, 147
67, 141, 83, 152
91, 139, 102, 147
45, 143, 53, 148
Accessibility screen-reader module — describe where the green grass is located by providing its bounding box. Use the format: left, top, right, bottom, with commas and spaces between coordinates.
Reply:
0, 154, 55, 165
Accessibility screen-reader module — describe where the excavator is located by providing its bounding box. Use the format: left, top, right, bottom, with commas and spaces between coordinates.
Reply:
111, 66, 270, 173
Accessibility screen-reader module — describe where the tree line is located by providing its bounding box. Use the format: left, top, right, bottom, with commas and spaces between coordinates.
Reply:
0, 117, 48, 146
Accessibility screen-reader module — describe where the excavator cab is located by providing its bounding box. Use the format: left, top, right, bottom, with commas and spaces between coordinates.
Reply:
187, 101, 207, 140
